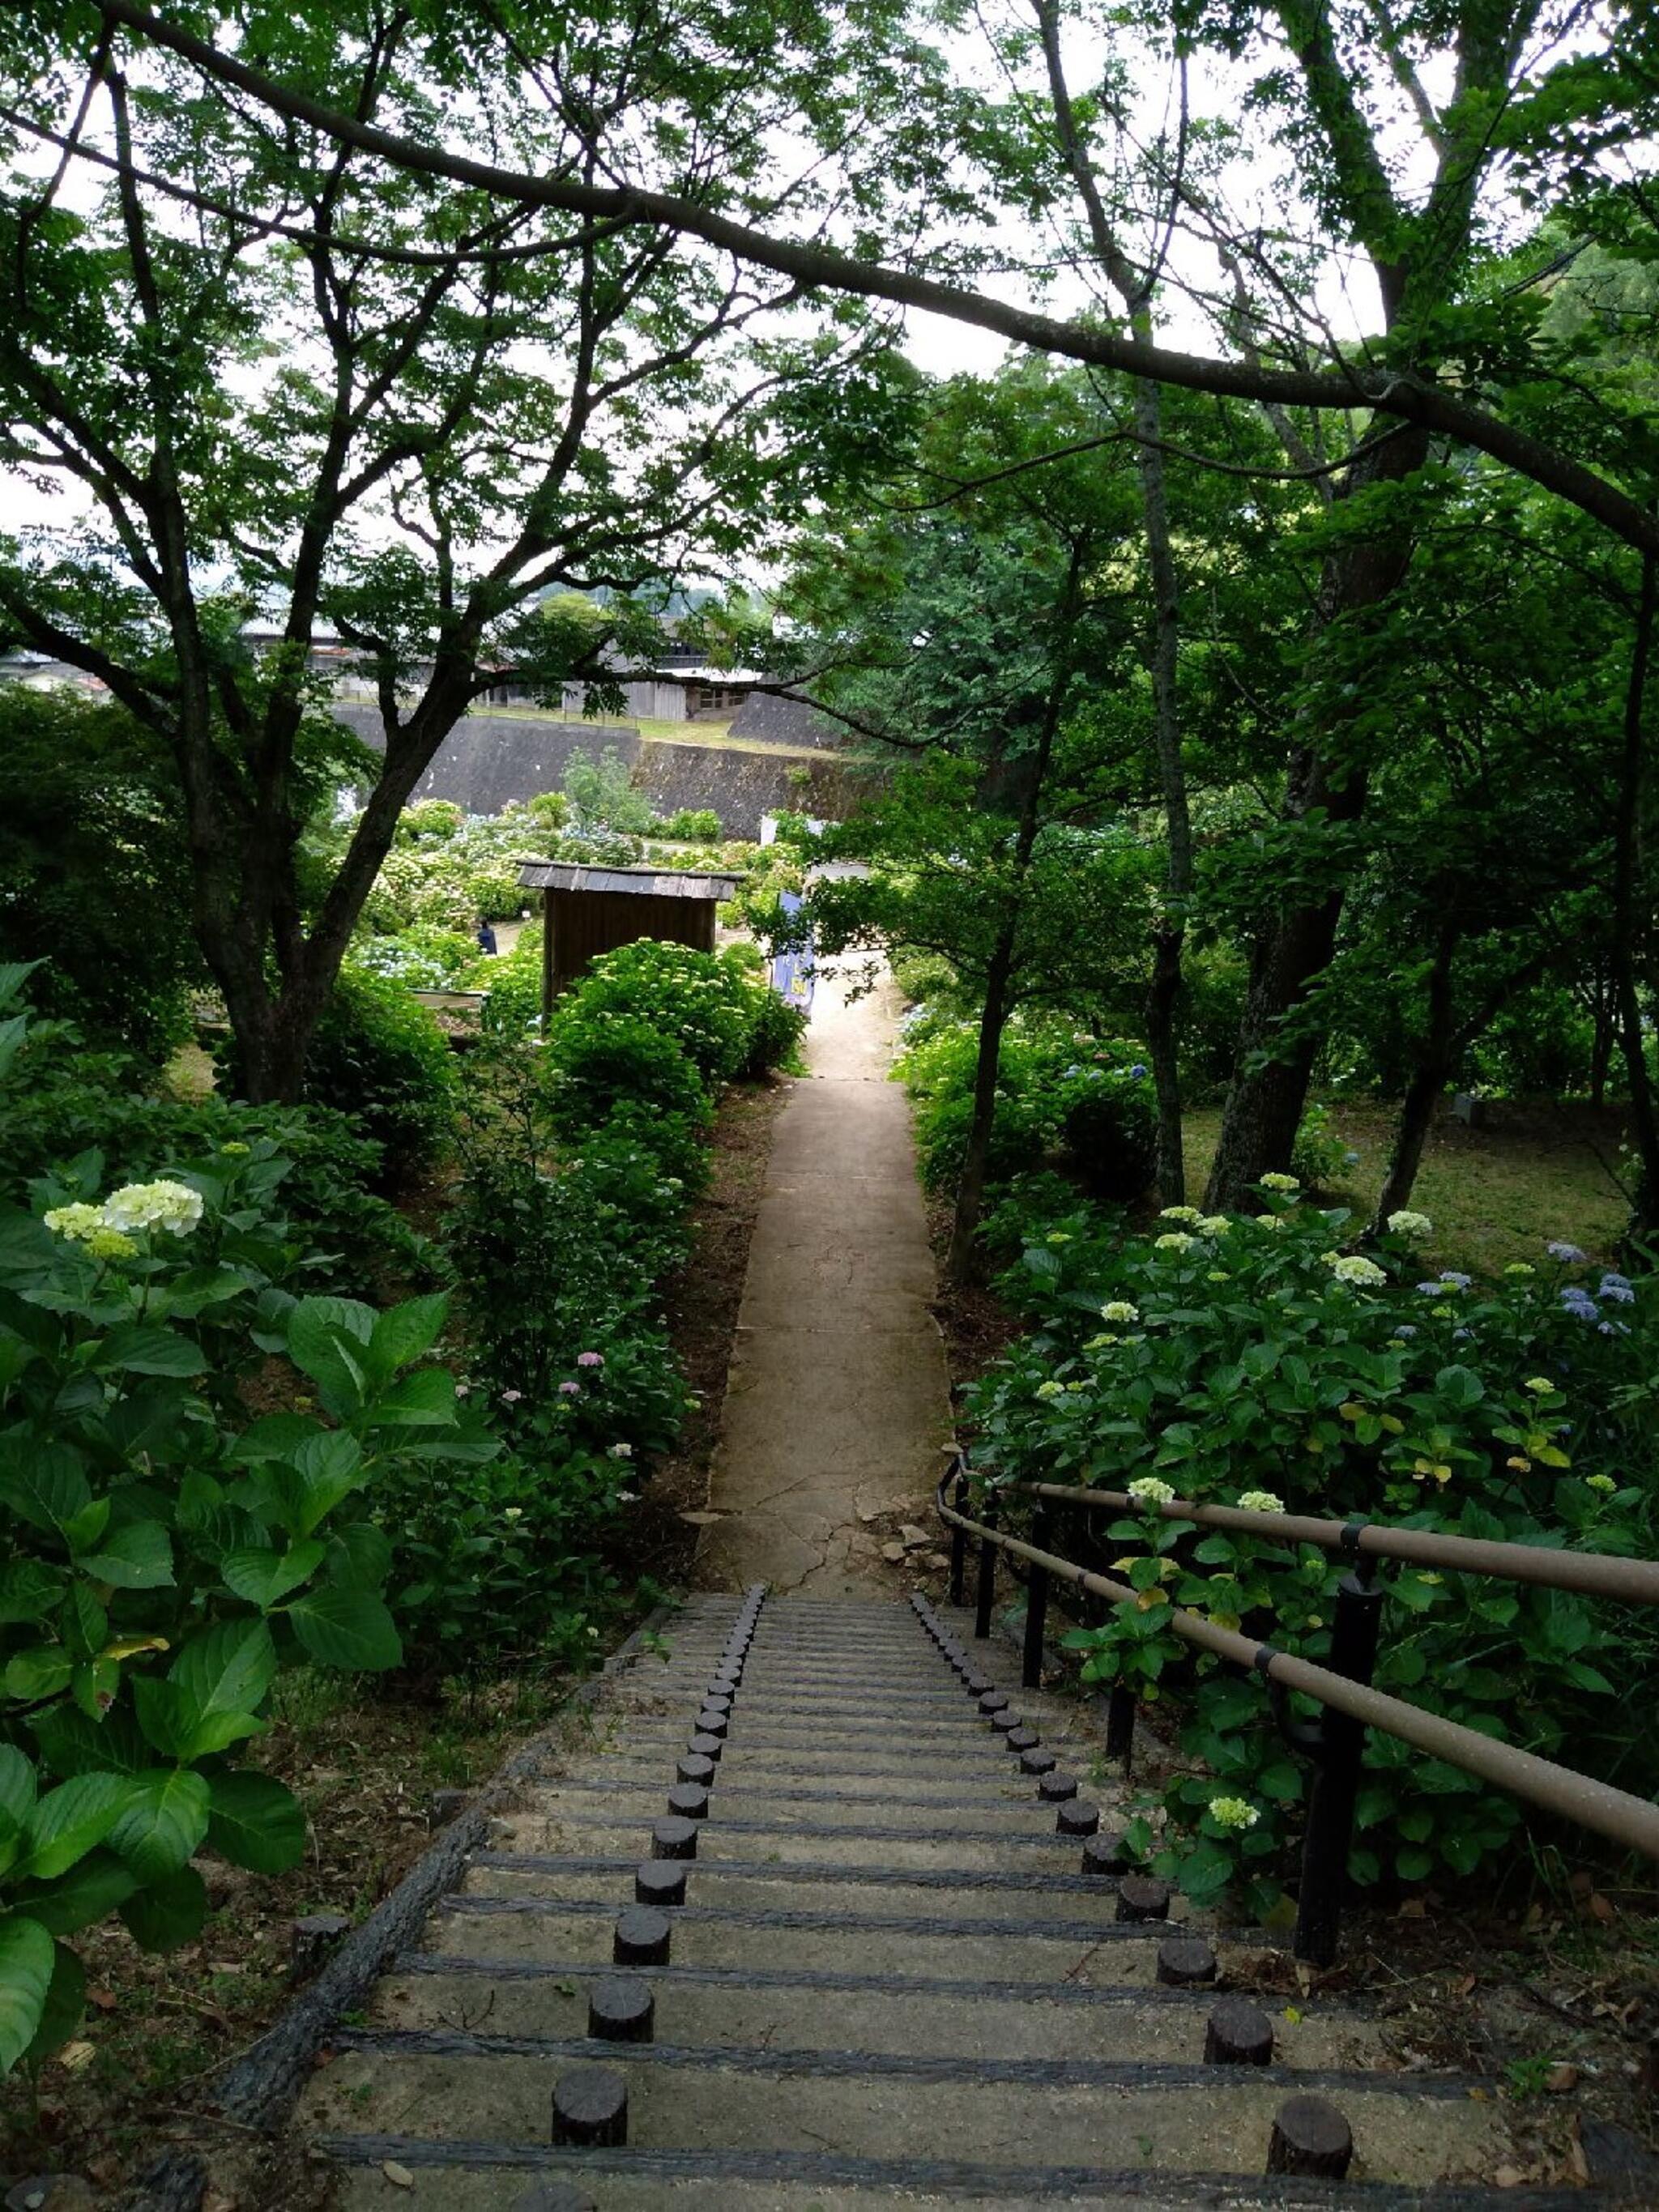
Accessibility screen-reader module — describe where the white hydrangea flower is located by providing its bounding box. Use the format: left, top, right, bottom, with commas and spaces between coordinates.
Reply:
1100, 1300, 1140, 1323
1259, 1172, 1300, 1193
1158, 1205, 1202, 1224
1196, 1215, 1230, 1237
1236, 1490, 1285, 1514
1387, 1210, 1433, 1238
1127, 1476, 1176, 1505
1209, 1796, 1260, 1831
43, 1202, 104, 1242
1154, 1231, 1196, 1253
1329, 1254, 1386, 1287
100, 1179, 205, 1237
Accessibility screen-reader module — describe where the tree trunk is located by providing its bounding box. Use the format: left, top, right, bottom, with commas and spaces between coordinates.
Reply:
1205, 424, 1431, 1211
1133, 378, 1192, 1205
1589, 977, 1614, 1110
197, 674, 481, 1103
1370, 923, 1457, 1231
1612, 548, 1659, 1234
946, 927, 1017, 1282
944, 550, 1085, 1281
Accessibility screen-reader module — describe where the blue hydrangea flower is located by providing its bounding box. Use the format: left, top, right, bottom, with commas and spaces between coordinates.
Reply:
1597, 1274, 1635, 1305
1561, 1286, 1597, 1319
1416, 1281, 1442, 1295
1129, 1063, 1147, 1079
1598, 1320, 1629, 1337
1394, 1324, 1416, 1338
1439, 1271, 1472, 1289
1546, 1241, 1588, 1264
1452, 1327, 1472, 1340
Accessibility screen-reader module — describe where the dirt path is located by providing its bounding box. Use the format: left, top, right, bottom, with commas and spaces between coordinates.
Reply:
695, 967, 953, 1594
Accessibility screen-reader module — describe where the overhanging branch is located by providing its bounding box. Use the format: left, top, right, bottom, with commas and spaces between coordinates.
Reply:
92, 0, 1659, 558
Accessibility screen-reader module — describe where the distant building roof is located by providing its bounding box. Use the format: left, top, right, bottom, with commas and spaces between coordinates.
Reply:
518, 861, 742, 899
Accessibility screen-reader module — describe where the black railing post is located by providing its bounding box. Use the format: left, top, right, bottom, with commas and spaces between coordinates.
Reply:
948, 1471, 969, 1607
1022, 1508, 1051, 1688
975, 1493, 997, 1640
1293, 1566, 1384, 1966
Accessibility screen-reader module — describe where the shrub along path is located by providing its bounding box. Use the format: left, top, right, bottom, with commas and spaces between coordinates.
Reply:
693, 966, 953, 1594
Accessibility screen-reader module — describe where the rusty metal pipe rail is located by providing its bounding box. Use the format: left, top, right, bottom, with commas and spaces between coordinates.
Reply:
936, 1485, 1659, 1866
1003, 1480, 1659, 1607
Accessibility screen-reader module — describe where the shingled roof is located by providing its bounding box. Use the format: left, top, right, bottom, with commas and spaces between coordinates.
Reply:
517, 860, 742, 898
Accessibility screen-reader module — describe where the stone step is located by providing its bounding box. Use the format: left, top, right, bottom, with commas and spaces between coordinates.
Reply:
553, 1757, 1055, 1802
540, 1739, 1083, 1784
431, 1894, 1154, 1979
373, 1950, 1347, 2058
304, 2044, 1504, 2186
507, 1779, 1074, 1831
465, 1856, 1132, 1928
317, 2148, 1589, 2212
596, 1719, 1092, 1754
490, 1809, 1100, 1873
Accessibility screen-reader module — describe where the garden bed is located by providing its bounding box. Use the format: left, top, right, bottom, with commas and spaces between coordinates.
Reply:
0, 1065, 788, 2203
908, 1110, 1659, 2184
599, 1072, 793, 1585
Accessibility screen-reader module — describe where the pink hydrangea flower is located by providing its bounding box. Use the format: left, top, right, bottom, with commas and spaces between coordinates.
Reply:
558, 1380, 581, 1396
577, 1351, 604, 1368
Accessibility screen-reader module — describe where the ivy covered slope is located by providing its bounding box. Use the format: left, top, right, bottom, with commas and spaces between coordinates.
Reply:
0, 966, 491, 2076
968, 1176, 1653, 1912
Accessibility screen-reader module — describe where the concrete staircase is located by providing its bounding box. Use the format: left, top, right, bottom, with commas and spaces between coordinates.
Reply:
297, 1590, 1581, 2207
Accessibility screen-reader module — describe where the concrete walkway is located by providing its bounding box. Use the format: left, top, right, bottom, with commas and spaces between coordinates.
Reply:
695, 969, 953, 1594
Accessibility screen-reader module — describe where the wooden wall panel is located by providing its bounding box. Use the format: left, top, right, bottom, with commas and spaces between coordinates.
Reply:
542, 888, 722, 1011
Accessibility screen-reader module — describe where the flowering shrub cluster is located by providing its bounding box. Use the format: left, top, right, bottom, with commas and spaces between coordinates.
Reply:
424, 940, 800, 1670
0, 974, 488, 2075
966, 1174, 1655, 1912
336, 788, 753, 948
896, 1013, 1158, 1204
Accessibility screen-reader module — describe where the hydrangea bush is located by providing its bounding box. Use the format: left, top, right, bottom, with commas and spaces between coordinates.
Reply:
0, 1137, 480, 2074
896, 1015, 1157, 1202
966, 1178, 1654, 1913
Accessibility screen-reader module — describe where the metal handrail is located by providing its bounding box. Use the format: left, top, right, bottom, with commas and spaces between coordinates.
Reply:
936, 1471, 1659, 1963
1000, 1479, 1659, 1606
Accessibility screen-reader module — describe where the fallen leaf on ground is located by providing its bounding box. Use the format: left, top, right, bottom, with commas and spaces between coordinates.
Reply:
382, 2162, 415, 2188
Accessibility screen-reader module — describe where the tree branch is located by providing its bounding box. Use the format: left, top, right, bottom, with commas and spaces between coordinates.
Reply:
91, 0, 1659, 557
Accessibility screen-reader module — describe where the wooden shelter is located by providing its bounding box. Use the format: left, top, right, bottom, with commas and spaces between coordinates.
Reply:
518, 859, 742, 1016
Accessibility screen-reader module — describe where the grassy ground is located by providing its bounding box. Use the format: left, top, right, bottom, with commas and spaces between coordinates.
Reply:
1181, 1097, 1633, 1272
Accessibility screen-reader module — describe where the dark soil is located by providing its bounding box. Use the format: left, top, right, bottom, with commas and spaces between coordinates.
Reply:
922, 1189, 1023, 1413
615, 1072, 792, 1584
